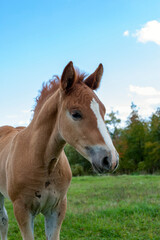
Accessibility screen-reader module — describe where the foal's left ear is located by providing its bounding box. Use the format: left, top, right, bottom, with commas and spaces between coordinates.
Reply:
61, 61, 76, 92
84, 64, 104, 90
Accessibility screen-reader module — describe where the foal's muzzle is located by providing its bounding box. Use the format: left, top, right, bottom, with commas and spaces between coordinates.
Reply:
85, 146, 119, 173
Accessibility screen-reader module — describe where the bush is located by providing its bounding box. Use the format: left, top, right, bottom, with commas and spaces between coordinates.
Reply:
137, 161, 146, 171
71, 164, 84, 176
64, 144, 92, 174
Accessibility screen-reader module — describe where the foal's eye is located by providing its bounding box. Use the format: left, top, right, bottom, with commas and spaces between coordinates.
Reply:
70, 110, 82, 121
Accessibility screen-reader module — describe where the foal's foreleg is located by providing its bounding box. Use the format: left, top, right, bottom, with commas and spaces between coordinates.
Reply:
0, 193, 8, 240
13, 199, 34, 240
45, 197, 67, 240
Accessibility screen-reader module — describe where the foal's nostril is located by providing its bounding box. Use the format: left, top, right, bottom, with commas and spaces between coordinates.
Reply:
102, 156, 110, 170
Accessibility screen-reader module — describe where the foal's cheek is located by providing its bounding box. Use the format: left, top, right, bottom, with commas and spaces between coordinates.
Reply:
58, 112, 74, 142
59, 112, 81, 145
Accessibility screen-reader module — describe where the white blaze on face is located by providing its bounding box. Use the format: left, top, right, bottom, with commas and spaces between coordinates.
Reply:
90, 98, 116, 155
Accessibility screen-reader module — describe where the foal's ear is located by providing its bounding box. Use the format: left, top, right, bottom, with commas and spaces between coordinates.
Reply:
61, 61, 76, 92
84, 64, 103, 90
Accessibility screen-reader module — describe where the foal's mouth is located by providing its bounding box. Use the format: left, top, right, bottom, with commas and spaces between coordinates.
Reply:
92, 160, 119, 174
85, 146, 119, 174
92, 162, 110, 174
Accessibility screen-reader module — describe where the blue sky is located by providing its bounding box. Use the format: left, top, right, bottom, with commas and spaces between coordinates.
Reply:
0, 0, 160, 126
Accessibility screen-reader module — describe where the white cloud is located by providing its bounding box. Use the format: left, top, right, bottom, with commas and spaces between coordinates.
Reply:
129, 85, 160, 96
103, 84, 160, 127
134, 20, 160, 45
129, 84, 160, 119
146, 97, 160, 105
123, 30, 129, 36
106, 105, 130, 120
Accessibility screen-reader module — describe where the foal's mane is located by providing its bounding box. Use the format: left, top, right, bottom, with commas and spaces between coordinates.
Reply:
33, 70, 86, 117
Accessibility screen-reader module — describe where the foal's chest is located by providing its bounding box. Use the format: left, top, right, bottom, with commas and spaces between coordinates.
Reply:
31, 186, 62, 215
27, 155, 72, 215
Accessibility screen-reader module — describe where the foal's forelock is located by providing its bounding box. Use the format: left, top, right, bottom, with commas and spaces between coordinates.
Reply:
33, 71, 87, 118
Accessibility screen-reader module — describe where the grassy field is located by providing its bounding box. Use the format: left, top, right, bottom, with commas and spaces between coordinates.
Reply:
5, 175, 160, 239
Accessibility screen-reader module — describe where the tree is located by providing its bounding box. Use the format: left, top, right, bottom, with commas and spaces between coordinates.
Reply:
105, 110, 121, 139
144, 108, 160, 173
150, 108, 160, 142
117, 103, 146, 173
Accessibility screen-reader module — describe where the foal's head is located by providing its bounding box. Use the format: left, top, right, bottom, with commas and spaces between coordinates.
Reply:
58, 61, 119, 173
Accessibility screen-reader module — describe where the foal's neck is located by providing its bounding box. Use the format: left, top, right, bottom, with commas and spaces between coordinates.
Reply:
29, 90, 65, 165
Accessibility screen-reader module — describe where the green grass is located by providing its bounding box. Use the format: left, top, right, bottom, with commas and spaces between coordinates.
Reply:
5, 175, 160, 239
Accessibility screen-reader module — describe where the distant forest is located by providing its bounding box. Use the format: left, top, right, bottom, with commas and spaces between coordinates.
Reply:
65, 103, 160, 176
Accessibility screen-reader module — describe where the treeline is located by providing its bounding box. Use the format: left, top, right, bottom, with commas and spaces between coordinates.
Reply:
64, 103, 160, 175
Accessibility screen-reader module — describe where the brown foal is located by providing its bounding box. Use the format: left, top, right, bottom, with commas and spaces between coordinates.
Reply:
0, 62, 119, 240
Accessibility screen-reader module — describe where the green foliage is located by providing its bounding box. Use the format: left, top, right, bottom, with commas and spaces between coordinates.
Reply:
71, 164, 84, 176
64, 144, 92, 175
149, 108, 160, 142
144, 141, 160, 173
113, 104, 160, 174
105, 110, 121, 139
137, 161, 146, 172
5, 175, 160, 239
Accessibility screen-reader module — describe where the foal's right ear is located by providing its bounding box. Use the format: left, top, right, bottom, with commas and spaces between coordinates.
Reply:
84, 64, 103, 90
61, 61, 76, 92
